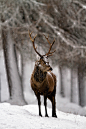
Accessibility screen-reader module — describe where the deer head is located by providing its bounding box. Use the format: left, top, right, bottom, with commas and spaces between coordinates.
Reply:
29, 31, 56, 72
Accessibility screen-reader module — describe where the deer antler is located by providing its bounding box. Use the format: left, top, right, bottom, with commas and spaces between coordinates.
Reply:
29, 31, 43, 58
43, 35, 56, 57
29, 31, 56, 58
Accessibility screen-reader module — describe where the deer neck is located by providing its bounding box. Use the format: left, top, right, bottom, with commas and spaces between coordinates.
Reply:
34, 66, 47, 83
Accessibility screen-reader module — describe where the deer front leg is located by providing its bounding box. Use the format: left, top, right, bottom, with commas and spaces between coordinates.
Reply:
44, 96, 48, 117
37, 94, 42, 117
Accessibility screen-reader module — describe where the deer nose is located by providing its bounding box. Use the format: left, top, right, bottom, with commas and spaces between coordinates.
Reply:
49, 67, 53, 71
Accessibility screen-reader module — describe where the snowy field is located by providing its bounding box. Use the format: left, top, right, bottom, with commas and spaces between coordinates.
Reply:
0, 103, 86, 129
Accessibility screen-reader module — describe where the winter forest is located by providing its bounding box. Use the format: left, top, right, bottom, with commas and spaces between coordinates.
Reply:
0, 0, 86, 122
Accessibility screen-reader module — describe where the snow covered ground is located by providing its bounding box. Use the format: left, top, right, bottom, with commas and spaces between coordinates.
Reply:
0, 103, 86, 129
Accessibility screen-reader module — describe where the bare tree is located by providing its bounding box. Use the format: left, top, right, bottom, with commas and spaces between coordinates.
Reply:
71, 67, 79, 104
59, 66, 65, 97
78, 60, 86, 107
1, 27, 27, 105
0, 73, 1, 102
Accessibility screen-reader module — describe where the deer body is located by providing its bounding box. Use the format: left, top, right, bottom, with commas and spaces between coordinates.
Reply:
31, 66, 55, 95
29, 31, 57, 117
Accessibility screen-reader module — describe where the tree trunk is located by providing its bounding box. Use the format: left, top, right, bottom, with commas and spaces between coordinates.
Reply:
59, 66, 65, 97
71, 68, 79, 104
21, 51, 26, 101
78, 65, 86, 107
83, 75, 86, 106
2, 27, 27, 105
0, 73, 1, 102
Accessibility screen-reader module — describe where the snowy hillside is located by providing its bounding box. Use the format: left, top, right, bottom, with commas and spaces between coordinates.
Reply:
0, 103, 86, 129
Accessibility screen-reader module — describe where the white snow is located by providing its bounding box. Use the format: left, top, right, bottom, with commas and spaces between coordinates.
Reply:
0, 103, 86, 129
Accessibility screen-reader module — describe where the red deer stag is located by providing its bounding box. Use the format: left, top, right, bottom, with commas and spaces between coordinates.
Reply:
29, 31, 57, 118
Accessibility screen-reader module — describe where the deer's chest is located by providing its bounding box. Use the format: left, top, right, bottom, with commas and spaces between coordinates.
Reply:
32, 78, 48, 94
31, 72, 54, 95
34, 69, 46, 83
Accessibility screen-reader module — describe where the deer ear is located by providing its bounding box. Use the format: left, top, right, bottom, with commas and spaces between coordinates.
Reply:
36, 55, 40, 60
44, 56, 49, 62
35, 61, 39, 66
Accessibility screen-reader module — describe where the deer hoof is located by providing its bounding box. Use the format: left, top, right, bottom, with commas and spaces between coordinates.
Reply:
45, 114, 49, 117
39, 114, 42, 117
52, 114, 57, 118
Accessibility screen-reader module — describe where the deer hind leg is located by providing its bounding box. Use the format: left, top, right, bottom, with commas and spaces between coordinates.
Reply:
48, 95, 57, 118
36, 94, 42, 117
52, 95, 57, 118
44, 96, 49, 117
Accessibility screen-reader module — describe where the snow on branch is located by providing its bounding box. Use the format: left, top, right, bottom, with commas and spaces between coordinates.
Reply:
1, 6, 19, 26
72, 0, 86, 9
28, 0, 46, 6
41, 14, 86, 50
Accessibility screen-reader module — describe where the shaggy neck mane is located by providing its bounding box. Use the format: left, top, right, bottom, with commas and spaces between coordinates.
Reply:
34, 66, 47, 82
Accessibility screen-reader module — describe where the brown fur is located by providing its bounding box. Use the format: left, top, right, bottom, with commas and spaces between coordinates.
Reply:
30, 59, 57, 117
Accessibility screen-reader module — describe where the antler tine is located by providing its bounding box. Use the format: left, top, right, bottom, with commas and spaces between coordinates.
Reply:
47, 49, 56, 57
29, 31, 37, 42
43, 34, 51, 45
29, 31, 43, 58
43, 34, 56, 57
48, 39, 55, 52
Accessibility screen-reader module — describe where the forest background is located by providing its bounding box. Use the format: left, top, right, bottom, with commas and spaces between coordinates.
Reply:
0, 0, 86, 116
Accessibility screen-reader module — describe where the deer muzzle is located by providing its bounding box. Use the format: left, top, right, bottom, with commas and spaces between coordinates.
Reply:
49, 67, 53, 71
